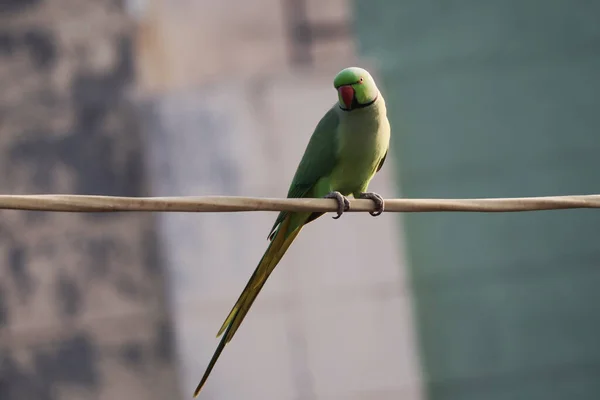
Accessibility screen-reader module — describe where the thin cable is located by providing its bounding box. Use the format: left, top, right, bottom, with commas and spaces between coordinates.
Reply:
0, 194, 598, 213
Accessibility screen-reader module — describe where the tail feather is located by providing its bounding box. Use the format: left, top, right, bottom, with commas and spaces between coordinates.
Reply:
225, 227, 301, 343
193, 215, 303, 397
216, 215, 293, 336
193, 326, 229, 397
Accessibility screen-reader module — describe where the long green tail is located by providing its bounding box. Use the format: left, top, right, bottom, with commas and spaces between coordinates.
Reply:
193, 215, 303, 397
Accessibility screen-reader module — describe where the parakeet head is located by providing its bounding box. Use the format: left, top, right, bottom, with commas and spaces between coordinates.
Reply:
333, 67, 379, 111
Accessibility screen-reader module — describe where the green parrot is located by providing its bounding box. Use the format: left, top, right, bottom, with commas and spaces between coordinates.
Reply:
193, 66, 390, 397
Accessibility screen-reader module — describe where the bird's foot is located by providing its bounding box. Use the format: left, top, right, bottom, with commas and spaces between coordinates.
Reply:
324, 191, 350, 219
359, 192, 385, 217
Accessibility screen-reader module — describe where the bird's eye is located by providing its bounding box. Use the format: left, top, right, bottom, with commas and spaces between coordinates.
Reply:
359, 77, 363, 83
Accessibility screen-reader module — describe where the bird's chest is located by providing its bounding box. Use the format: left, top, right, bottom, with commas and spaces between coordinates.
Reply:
332, 114, 387, 189
341, 125, 381, 156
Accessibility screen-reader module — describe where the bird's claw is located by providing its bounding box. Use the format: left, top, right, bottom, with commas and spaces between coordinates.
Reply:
324, 191, 350, 219
359, 192, 384, 217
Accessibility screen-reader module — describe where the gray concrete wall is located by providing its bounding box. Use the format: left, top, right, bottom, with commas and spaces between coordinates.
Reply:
0, 1, 180, 399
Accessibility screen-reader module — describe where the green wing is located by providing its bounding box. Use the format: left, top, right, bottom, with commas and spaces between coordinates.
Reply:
268, 106, 340, 239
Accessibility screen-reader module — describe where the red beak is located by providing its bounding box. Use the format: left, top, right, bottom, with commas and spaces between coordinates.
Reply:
338, 86, 354, 109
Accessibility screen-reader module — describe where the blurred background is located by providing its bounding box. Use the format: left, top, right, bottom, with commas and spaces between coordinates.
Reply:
1, 1, 600, 400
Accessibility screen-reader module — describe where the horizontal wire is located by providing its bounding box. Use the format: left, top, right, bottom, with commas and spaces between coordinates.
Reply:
0, 194, 598, 213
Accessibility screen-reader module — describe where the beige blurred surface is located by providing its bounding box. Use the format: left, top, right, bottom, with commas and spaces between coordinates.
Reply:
137, 0, 425, 392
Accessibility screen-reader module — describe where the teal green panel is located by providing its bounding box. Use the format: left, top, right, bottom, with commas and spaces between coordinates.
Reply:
352, 1, 600, 399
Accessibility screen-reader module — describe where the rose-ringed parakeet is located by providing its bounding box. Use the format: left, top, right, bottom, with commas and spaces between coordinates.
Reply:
193, 66, 390, 397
